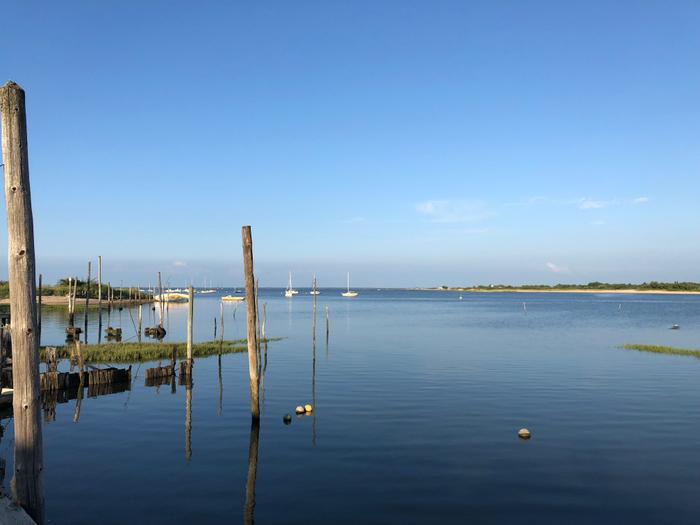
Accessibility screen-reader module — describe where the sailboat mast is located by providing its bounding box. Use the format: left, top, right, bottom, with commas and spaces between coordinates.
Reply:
347, 272, 350, 292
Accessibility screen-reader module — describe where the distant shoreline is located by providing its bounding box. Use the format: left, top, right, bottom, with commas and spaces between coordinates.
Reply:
419, 288, 700, 296
0, 296, 152, 306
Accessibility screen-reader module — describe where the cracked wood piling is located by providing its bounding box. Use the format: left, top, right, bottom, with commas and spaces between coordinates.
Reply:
1, 81, 44, 524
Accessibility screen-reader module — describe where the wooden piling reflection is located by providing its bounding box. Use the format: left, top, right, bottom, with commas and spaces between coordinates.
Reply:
243, 418, 260, 525
185, 382, 192, 461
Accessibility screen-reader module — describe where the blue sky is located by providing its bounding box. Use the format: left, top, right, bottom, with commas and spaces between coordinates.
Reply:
1, 1, 699, 287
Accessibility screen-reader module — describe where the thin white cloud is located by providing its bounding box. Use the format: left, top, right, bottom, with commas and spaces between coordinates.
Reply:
546, 261, 571, 274
590, 219, 605, 226
416, 199, 493, 223
172, 260, 187, 268
632, 196, 650, 205
578, 198, 615, 210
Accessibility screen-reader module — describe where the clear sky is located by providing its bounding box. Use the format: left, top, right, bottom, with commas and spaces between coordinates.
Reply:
1, 1, 699, 288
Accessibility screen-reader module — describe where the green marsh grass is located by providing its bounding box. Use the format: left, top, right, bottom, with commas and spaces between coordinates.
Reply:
40, 339, 278, 364
622, 344, 700, 360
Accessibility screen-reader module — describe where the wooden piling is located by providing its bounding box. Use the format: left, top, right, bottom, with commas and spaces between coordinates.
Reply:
241, 225, 260, 420
261, 303, 266, 340
68, 277, 74, 326
186, 285, 193, 373
37, 273, 41, 347
137, 304, 142, 343
1, 81, 44, 524
83, 261, 91, 343
220, 300, 224, 343
97, 257, 102, 344
157, 272, 164, 328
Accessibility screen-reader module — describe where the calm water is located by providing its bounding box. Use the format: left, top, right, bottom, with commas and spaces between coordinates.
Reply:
4, 289, 700, 524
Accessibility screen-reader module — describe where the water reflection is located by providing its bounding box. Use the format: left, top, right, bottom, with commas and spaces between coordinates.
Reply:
243, 419, 260, 525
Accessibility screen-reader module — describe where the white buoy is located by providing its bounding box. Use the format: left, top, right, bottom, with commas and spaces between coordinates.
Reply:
295, 406, 305, 415
518, 428, 531, 439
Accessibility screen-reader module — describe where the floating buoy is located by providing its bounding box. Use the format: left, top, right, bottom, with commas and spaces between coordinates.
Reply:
671, 324, 680, 330
283, 414, 292, 425
295, 406, 305, 415
518, 428, 531, 440
304, 404, 313, 413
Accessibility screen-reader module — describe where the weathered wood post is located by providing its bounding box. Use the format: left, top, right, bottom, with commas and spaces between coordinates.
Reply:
186, 285, 193, 371
219, 300, 224, 343
1, 81, 44, 523
83, 261, 91, 343
157, 272, 164, 328
137, 304, 142, 343
97, 256, 102, 343
68, 277, 74, 326
241, 226, 260, 419
37, 273, 41, 346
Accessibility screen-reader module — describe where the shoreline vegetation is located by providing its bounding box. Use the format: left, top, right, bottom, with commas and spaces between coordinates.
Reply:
622, 344, 700, 360
39, 339, 279, 364
423, 281, 700, 295
0, 278, 153, 305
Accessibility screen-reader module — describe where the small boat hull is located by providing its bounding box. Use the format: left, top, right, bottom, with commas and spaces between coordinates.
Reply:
221, 295, 245, 302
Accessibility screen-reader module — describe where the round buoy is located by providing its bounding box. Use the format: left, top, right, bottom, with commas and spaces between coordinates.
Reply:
283, 414, 292, 425
518, 428, 531, 440
295, 406, 305, 415
304, 404, 313, 413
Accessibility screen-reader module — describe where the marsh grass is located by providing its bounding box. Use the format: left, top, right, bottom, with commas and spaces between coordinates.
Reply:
40, 338, 278, 364
622, 344, 700, 360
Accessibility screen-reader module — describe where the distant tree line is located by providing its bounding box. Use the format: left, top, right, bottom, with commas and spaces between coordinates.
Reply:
465, 281, 700, 291
0, 278, 138, 299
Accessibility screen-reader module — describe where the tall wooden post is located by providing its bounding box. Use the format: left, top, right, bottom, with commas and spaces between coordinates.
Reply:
157, 272, 164, 328
0, 81, 44, 523
219, 300, 224, 342
97, 256, 102, 343
187, 285, 194, 365
97, 256, 102, 308
137, 304, 142, 343
37, 273, 41, 347
83, 261, 91, 343
241, 226, 260, 419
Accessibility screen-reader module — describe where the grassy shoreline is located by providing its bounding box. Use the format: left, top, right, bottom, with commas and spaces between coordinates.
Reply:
40, 339, 277, 364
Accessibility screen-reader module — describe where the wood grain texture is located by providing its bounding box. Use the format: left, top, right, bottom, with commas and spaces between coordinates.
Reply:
1, 81, 44, 524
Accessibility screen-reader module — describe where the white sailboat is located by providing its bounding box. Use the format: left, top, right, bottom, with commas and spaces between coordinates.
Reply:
310, 275, 320, 295
285, 271, 298, 297
341, 272, 358, 297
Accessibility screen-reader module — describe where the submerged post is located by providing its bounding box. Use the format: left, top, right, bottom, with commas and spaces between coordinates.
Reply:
1, 81, 44, 523
241, 226, 260, 420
